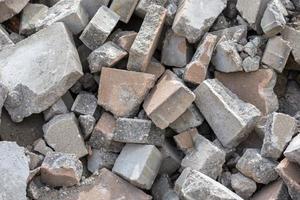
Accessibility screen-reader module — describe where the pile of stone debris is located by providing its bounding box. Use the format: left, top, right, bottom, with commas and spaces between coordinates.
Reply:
0, 0, 299, 199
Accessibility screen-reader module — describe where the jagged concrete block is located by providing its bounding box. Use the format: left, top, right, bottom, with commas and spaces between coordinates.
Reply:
43, 98, 68, 121
174, 128, 197, 153
236, 148, 278, 184
194, 79, 261, 148
143, 70, 195, 129
43, 113, 88, 158
262, 36, 291, 73
252, 179, 290, 200
87, 41, 127, 73
0, 25, 14, 51
210, 25, 248, 43
284, 134, 300, 165
172, 0, 227, 43
87, 148, 118, 173
127, 5, 166, 72
110, 0, 139, 23
80, 6, 119, 50
231, 172, 257, 199
0, 0, 30, 23
282, 26, 300, 65
71, 92, 97, 116
37, 0, 89, 34
242, 56, 260, 72
0, 23, 83, 122
113, 144, 162, 190
33, 138, 54, 156
257, 112, 296, 159
41, 152, 83, 187
0, 142, 29, 200
20, 3, 49, 35
175, 168, 243, 200
81, 0, 110, 17
135, 0, 167, 18
111, 30, 137, 51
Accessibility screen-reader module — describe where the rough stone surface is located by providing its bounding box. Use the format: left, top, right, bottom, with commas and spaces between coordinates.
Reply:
145, 58, 166, 81
81, 0, 110, 17
262, 36, 291, 73
151, 174, 180, 200
143, 70, 195, 129
175, 168, 243, 200
0, 23, 83, 122
210, 25, 248, 43
43, 98, 68, 121
78, 114, 95, 138
284, 134, 300, 165
127, 5, 166, 72
0, 25, 14, 51
37, 0, 89, 34
215, 69, 278, 115
98, 67, 156, 117
236, 148, 278, 184
159, 139, 182, 175
181, 134, 226, 179
183, 33, 217, 85
0, 0, 30, 23
80, 6, 119, 50
87, 41, 127, 73
194, 79, 261, 148
112, 144, 162, 190
0, 84, 8, 124
43, 113, 88, 158
135, 0, 167, 17
87, 148, 118, 173
231, 172, 257, 199
242, 56, 260, 72
41, 152, 83, 187
275, 159, 300, 200
71, 92, 97, 116
33, 138, 54, 156
252, 179, 290, 200
172, 0, 227, 43
110, 0, 139, 23
161, 29, 191, 67
0, 141, 29, 200
282, 26, 300, 65
112, 30, 137, 51
174, 128, 197, 152
257, 112, 296, 159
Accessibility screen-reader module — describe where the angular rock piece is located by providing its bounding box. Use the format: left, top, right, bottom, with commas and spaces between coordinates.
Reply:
212, 40, 243, 73
37, 0, 89, 34
161, 29, 191, 67
159, 139, 182, 175
112, 30, 137, 51
170, 104, 204, 133
145, 58, 166, 81
261, 0, 286, 37
210, 25, 248, 43
275, 159, 300, 200
181, 134, 225, 179
194, 79, 261, 148
0, 142, 29, 200
127, 5, 167, 72
110, 0, 139, 23
236, 148, 278, 184
87, 41, 127, 73
252, 179, 289, 200
41, 152, 83, 187
33, 138, 54, 156
80, 6, 119, 50
71, 92, 97, 116
0, 0, 30, 23
89, 112, 123, 152
236, 0, 271, 31
43, 113, 88, 158
215, 69, 278, 115
257, 112, 296, 159
0, 25, 14, 51
152, 174, 180, 200
183, 33, 217, 85
143, 70, 195, 129
87, 148, 118, 173
175, 168, 243, 200
98, 67, 155, 117
0, 84, 8, 124
81, 0, 110, 17
282, 26, 300, 65
43, 98, 68, 121
20, 3, 49, 35
284, 134, 300, 165
135, 0, 167, 17
112, 144, 162, 190
0, 23, 83, 122
242, 56, 260, 72
172, 0, 227, 43
262, 36, 291, 73
231, 172, 257, 199
78, 114, 95, 138
174, 128, 197, 152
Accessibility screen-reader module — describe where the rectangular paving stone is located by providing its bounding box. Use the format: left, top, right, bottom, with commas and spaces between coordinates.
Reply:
135, 0, 167, 18
110, 0, 139, 23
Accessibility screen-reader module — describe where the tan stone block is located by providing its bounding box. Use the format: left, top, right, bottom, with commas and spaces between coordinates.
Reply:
145, 58, 166, 81
252, 179, 289, 200
174, 128, 198, 152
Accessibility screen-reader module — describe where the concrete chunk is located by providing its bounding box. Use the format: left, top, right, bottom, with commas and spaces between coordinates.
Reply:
262, 36, 291, 73
43, 98, 68, 121
236, 148, 278, 184
172, 0, 227, 43
71, 92, 97, 116
242, 56, 260, 72
215, 69, 278, 115
183, 33, 217, 85
0, 84, 8, 124
0, 23, 83, 122
252, 179, 289, 200
282, 26, 300, 65
159, 139, 182, 175
194, 79, 261, 148
145, 58, 166, 81
127, 5, 167, 72
113, 144, 162, 189
41, 152, 83, 187
151, 174, 180, 200
284, 134, 300, 165
87, 148, 118, 173
0, 0, 30, 23
257, 112, 296, 159
80, 6, 119, 50
135, 0, 167, 18
33, 138, 54, 156
143, 70, 195, 129
0, 142, 29, 200
78, 114, 95, 138
43, 113, 88, 158
174, 128, 197, 152
175, 168, 243, 200
87, 41, 127, 73
231, 172, 257, 199
110, 0, 139, 23
98, 67, 156, 117
81, 0, 110, 17
112, 30, 137, 51
0, 25, 14, 51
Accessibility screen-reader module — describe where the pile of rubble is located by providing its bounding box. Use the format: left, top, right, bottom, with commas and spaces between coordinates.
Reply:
0, 0, 300, 199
